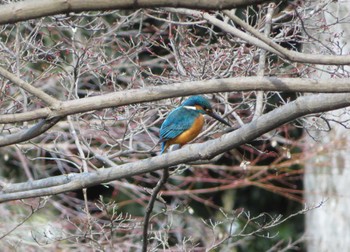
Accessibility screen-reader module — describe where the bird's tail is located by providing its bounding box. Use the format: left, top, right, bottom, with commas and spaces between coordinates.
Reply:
160, 142, 167, 154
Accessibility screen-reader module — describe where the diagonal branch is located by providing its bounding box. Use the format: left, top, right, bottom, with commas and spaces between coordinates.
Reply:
1, 77, 350, 125
165, 7, 283, 58
0, 116, 63, 147
168, 8, 350, 65
222, 9, 350, 65
1, 92, 350, 202
0, 66, 60, 106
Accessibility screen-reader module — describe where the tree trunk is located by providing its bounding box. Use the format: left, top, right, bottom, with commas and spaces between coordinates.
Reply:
304, 1, 350, 251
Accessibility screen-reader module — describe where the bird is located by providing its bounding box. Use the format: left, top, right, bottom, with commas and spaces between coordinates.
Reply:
159, 95, 230, 154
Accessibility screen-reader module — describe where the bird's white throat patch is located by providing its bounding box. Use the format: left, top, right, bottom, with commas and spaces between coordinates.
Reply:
183, 106, 197, 110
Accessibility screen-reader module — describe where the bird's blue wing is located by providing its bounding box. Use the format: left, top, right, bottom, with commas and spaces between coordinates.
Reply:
160, 107, 197, 141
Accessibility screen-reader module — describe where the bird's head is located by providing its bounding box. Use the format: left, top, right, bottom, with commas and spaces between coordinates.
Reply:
182, 96, 231, 126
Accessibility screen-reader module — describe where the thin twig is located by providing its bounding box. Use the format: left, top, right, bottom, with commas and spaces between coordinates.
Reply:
0, 198, 48, 240
208, 200, 324, 250
142, 168, 169, 252
15, 23, 28, 128
67, 115, 93, 237
253, 3, 275, 119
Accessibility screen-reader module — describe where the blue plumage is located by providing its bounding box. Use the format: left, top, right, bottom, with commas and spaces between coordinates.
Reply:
160, 106, 201, 153
159, 96, 230, 154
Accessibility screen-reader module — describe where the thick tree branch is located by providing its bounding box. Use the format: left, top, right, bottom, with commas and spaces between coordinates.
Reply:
1, 92, 350, 202
1, 77, 350, 125
0, 66, 60, 106
0, 0, 274, 25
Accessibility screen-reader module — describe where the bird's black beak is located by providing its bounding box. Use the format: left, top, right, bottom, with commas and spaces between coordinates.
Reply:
207, 111, 231, 126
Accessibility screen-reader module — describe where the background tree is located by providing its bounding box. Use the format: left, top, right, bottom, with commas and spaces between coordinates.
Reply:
0, 0, 349, 251
304, 1, 350, 251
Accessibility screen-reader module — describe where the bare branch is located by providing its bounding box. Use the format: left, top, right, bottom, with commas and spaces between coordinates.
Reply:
0, 66, 60, 106
1, 92, 350, 202
1, 77, 350, 125
142, 168, 169, 252
167, 8, 284, 58
0, 198, 48, 239
0, 116, 62, 147
167, 8, 350, 65
222, 10, 350, 65
0, 0, 274, 25
253, 3, 275, 119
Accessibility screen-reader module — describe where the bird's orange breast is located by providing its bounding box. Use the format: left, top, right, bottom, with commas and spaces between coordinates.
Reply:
167, 114, 205, 147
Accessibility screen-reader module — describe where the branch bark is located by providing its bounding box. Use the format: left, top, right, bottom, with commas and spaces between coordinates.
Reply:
1, 77, 350, 125
0, 0, 273, 25
1, 92, 350, 202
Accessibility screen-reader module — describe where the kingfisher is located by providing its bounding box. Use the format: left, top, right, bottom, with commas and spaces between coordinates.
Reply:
159, 96, 230, 154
